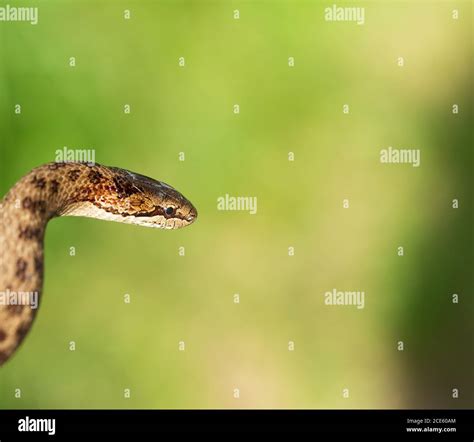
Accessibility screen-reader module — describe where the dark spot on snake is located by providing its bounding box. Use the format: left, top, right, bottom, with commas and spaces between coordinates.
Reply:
34, 200, 47, 215
113, 176, 135, 199
34, 255, 43, 274
68, 169, 81, 182
15, 258, 28, 282
22, 197, 33, 210
22, 198, 47, 215
88, 170, 103, 184
0, 329, 7, 342
31, 176, 46, 189
19, 225, 42, 241
50, 179, 60, 194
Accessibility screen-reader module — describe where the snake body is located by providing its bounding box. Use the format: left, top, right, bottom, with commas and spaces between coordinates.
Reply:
0, 162, 197, 366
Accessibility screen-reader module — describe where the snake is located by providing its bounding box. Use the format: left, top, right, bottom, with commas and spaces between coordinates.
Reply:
0, 161, 197, 366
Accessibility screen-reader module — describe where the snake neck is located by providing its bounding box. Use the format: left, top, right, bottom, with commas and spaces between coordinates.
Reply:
0, 166, 60, 289
0, 161, 104, 286
0, 162, 101, 365
0, 171, 51, 365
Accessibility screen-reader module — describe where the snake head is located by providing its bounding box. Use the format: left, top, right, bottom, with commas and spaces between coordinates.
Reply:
62, 164, 198, 230
111, 169, 198, 230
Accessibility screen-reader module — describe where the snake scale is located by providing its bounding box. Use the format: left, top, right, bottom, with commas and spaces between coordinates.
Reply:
0, 162, 197, 366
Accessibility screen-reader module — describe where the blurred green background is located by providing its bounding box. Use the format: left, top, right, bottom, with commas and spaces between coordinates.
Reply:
0, 0, 472, 408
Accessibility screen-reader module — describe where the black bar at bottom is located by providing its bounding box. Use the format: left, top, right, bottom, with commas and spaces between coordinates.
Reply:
0, 409, 471, 441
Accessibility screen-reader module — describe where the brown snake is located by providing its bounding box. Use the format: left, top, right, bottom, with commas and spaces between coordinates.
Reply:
0, 162, 197, 366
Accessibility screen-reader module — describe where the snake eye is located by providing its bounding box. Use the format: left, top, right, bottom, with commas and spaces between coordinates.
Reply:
165, 206, 175, 216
